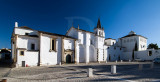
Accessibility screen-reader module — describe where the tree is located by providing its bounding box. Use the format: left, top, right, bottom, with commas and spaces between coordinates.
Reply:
134, 42, 138, 51
148, 43, 159, 50
132, 42, 138, 60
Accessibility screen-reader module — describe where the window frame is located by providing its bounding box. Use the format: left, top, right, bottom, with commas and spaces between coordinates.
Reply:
50, 38, 56, 52
20, 50, 24, 56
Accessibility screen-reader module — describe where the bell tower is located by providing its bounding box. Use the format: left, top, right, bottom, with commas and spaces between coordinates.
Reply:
94, 18, 105, 62
94, 18, 105, 37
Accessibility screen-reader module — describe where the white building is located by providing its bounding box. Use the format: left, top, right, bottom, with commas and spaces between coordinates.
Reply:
11, 19, 160, 67
116, 31, 160, 61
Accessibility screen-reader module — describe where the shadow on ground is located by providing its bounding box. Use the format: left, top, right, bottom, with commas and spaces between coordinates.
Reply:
62, 63, 160, 81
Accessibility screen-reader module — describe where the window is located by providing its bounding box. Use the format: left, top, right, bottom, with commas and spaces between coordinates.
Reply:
148, 51, 152, 56
20, 51, 24, 56
50, 39, 56, 51
25, 33, 29, 35
31, 43, 35, 50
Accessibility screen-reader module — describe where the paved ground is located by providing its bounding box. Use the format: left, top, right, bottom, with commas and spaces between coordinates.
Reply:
1, 62, 160, 82
0, 62, 12, 81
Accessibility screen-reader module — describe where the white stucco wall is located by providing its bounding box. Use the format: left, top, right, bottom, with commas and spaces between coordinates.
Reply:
17, 50, 39, 67
135, 49, 160, 60
107, 46, 124, 61
40, 34, 62, 65
121, 36, 139, 52
138, 37, 147, 51
17, 36, 39, 50
67, 28, 78, 39
79, 44, 85, 62
64, 38, 74, 50
14, 28, 38, 35
105, 39, 116, 46
122, 52, 133, 60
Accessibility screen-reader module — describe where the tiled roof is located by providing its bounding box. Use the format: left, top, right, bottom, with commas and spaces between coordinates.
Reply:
105, 38, 116, 40
73, 27, 94, 34
16, 26, 77, 39
38, 31, 77, 39
19, 35, 39, 38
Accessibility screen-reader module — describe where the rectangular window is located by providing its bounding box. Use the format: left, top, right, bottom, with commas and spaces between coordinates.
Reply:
52, 40, 54, 50
25, 33, 29, 35
20, 51, 24, 56
31, 44, 35, 50
50, 39, 56, 51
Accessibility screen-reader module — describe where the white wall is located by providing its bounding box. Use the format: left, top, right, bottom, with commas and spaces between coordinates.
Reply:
17, 50, 38, 66
67, 28, 78, 39
40, 34, 62, 65
17, 36, 39, 50
79, 44, 85, 62
122, 52, 133, 60
135, 49, 160, 60
138, 37, 147, 51
64, 38, 74, 50
105, 39, 116, 46
121, 36, 139, 52
89, 45, 96, 62
107, 46, 124, 61
14, 28, 38, 35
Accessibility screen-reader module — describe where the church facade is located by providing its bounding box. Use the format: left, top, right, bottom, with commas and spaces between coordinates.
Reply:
11, 19, 160, 67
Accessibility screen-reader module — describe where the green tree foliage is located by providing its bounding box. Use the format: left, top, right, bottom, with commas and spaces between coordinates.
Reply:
148, 43, 159, 50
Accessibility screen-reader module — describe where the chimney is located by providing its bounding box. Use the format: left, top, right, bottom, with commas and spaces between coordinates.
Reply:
15, 22, 18, 27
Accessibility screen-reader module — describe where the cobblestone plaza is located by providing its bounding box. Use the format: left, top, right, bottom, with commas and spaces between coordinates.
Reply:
0, 62, 160, 82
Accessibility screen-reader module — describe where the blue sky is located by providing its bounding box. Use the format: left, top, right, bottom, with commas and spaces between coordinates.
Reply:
0, 0, 160, 49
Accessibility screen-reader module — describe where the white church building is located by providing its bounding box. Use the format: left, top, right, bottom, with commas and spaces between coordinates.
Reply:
11, 19, 160, 67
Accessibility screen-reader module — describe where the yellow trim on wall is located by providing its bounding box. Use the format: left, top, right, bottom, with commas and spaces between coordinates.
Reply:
19, 50, 25, 56
50, 38, 57, 52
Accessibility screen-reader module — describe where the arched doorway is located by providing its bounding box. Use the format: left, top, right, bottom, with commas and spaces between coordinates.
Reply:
66, 54, 71, 63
